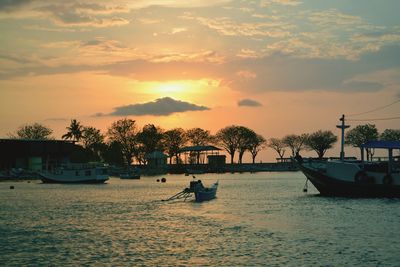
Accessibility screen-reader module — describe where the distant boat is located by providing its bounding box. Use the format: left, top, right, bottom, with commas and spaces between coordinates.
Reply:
296, 140, 400, 197
193, 180, 218, 202
39, 164, 109, 184
185, 168, 205, 175
119, 169, 140, 179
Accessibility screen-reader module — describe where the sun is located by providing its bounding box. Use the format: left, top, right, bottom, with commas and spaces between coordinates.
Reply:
130, 79, 224, 103
155, 82, 187, 94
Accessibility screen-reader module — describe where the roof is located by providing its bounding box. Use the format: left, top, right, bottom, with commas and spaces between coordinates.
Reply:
0, 138, 74, 143
361, 141, 400, 149
145, 151, 168, 159
179, 145, 221, 153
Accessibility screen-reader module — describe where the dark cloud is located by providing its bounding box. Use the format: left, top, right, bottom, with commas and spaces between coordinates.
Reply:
238, 99, 262, 107
0, 0, 32, 12
107, 97, 210, 116
36, 3, 129, 27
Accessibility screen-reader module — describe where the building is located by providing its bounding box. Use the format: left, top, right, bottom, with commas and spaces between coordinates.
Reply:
145, 151, 168, 174
0, 139, 86, 171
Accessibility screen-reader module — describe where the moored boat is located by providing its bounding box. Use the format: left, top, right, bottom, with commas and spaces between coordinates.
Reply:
297, 141, 400, 197
119, 168, 141, 179
39, 164, 109, 184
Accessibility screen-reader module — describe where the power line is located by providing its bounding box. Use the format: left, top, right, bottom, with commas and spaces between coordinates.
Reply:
347, 116, 400, 122
347, 99, 400, 117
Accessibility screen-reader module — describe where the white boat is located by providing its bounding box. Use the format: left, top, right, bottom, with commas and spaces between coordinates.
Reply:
39, 164, 109, 184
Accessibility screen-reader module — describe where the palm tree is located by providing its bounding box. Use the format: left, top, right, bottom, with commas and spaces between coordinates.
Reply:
62, 119, 83, 142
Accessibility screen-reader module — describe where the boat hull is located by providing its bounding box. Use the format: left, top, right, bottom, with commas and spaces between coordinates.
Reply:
194, 183, 218, 202
39, 168, 109, 184
300, 164, 400, 198
41, 176, 108, 184
119, 174, 140, 179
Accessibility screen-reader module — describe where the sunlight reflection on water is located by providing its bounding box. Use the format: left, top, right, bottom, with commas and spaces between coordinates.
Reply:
1, 172, 399, 266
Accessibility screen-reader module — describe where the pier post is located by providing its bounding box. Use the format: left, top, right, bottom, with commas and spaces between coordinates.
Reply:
336, 114, 350, 161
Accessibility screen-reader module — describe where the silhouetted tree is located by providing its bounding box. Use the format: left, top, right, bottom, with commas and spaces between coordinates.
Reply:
10, 123, 53, 140
136, 124, 164, 164
305, 130, 338, 159
102, 141, 124, 166
163, 128, 186, 164
186, 127, 212, 164
81, 126, 105, 161
345, 124, 379, 160
283, 134, 308, 157
236, 126, 256, 164
216, 125, 241, 164
248, 134, 267, 164
62, 119, 83, 142
268, 138, 286, 160
380, 129, 400, 141
107, 118, 138, 166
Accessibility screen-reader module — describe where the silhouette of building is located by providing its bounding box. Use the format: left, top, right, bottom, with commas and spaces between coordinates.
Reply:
0, 139, 86, 171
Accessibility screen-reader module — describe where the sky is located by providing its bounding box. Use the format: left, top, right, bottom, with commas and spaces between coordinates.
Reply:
0, 0, 400, 162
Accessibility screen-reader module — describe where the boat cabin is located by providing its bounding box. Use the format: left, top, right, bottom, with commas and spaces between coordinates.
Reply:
361, 141, 400, 175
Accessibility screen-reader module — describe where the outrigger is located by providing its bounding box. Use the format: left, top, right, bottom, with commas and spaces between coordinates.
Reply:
163, 177, 219, 202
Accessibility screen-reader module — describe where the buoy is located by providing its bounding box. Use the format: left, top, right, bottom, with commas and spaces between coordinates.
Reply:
10, 186, 14, 189
161, 177, 166, 183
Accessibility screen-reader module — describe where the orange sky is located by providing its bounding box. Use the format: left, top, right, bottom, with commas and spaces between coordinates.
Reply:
1, 0, 399, 162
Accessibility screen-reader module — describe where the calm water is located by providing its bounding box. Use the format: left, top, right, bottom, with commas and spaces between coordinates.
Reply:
1, 172, 399, 266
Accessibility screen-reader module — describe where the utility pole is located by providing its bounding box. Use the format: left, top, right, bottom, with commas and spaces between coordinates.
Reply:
336, 114, 350, 161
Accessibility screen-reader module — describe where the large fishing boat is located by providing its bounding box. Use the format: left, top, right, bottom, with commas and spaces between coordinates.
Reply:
297, 115, 400, 197
39, 163, 109, 184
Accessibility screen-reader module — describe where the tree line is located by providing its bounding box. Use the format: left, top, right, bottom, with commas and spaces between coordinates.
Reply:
267, 124, 400, 161
8, 120, 400, 165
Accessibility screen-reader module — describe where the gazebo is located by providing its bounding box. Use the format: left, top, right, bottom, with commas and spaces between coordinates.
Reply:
178, 145, 221, 164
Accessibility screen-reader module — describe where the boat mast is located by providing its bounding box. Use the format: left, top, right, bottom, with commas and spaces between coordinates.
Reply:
336, 114, 350, 161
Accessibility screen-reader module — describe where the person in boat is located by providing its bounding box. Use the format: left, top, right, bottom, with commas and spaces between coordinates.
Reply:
295, 152, 303, 164
196, 180, 205, 189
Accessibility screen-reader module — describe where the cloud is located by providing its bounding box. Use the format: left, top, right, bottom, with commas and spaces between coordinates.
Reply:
183, 15, 294, 37
0, 0, 32, 12
35, 3, 129, 28
107, 97, 210, 116
238, 99, 262, 107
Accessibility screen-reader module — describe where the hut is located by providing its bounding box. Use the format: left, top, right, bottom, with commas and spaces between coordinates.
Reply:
145, 151, 168, 173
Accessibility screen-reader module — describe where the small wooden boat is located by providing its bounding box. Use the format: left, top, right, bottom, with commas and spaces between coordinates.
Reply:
193, 180, 218, 202
163, 179, 219, 202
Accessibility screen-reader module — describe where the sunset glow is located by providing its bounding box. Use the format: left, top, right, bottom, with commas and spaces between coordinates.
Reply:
1, 0, 400, 161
